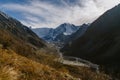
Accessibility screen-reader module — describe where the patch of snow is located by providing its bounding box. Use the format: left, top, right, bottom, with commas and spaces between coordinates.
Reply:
63, 32, 71, 35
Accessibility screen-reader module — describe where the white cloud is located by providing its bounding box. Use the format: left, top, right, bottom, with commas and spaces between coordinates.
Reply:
1, 0, 120, 28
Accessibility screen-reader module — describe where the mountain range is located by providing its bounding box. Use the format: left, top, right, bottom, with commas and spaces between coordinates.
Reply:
32, 23, 89, 47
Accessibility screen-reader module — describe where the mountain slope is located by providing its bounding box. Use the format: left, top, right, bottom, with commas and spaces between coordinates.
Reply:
62, 4, 120, 65
61, 5, 120, 79
0, 48, 79, 80
0, 11, 46, 57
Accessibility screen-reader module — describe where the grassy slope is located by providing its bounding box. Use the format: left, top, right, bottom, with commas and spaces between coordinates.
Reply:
0, 48, 78, 80
0, 46, 112, 80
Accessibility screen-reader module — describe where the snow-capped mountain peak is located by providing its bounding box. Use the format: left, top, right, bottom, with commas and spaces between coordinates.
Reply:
32, 23, 80, 41
55, 23, 79, 36
32, 23, 89, 47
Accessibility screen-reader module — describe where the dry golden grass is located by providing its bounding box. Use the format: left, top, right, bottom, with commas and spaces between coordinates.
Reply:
0, 44, 112, 80
0, 66, 18, 80
0, 48, 77, 80
31, 49, 112, 80
49, 62, 112, 80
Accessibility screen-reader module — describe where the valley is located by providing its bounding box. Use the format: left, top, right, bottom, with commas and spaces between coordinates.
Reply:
0, 11, 112, 80
0, 0, 120, 80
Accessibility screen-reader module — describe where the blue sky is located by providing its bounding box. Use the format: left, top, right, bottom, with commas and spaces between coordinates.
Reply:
0, 0, 25, 3
0, 0, 28, 21
0, 0, 120, 28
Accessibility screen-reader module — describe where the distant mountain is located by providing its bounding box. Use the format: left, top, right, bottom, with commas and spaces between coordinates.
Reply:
32, 28, 53, 38
61, 4, 120, 76
0, 11, 46, 56
32, 23, 81, 47
54, 23, 80, 36
32, 23, 89, 47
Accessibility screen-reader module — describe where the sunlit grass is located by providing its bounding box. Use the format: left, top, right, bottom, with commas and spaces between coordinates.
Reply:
0, 48, 77, 80
0, 45, 112, 80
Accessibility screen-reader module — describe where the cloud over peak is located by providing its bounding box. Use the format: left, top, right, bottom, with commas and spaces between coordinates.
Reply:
0, 0, 120, 28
